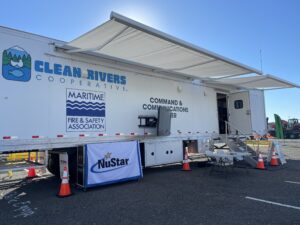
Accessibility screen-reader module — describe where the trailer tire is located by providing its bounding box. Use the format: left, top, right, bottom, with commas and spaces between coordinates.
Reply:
47, 153, 60, 178
67, 149, 77, 183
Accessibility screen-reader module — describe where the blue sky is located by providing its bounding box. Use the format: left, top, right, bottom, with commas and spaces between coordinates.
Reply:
1, 0, 299, 121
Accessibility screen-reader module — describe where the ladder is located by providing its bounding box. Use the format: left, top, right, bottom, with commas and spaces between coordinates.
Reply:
222, 121, 258, 168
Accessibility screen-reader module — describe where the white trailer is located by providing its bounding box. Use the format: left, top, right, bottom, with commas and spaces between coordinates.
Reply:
0, 12, 298, 176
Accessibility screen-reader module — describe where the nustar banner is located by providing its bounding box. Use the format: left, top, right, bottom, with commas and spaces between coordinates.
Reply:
85, 141, 143, 187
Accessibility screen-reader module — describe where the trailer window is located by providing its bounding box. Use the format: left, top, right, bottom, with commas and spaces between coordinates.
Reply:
234, 100, 243, 109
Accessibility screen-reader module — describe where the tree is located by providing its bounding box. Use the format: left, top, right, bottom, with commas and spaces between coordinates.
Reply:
12, 55, 18, 62
2, 50, 10, 65
22, 55, 31, 68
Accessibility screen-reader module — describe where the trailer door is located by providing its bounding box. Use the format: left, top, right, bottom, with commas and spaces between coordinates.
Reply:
249, 90, 267, 135
228, 91, 252, 135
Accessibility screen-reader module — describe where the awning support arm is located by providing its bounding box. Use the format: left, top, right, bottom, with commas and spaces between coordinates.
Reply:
66, 26, 129, 53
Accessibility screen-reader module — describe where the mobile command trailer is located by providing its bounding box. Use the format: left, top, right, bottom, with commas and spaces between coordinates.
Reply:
0, 12, 298, 180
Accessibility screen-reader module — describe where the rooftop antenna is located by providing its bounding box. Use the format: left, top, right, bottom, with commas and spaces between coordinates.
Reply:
259, 49, 263, 74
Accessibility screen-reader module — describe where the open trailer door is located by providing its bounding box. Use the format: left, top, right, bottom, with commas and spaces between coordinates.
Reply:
207, 74, 300, 135
228, 91, 252, 135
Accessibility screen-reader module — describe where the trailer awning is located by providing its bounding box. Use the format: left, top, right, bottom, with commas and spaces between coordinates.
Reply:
205, 74, 300, 90
64, 12, 261, 79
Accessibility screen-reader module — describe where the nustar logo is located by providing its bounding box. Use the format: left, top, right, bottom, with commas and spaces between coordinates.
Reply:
2, 46, 31, 82
91, 152, 129, 173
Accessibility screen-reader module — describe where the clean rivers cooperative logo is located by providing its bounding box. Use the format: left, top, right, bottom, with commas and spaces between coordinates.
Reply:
1, 46, 128, 92
2, 46, 31, 82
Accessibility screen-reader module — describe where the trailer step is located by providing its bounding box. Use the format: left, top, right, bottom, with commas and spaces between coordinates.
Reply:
243, 156, 257, 168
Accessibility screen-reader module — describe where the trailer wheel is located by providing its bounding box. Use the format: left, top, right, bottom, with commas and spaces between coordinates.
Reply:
47, 153, 60, 178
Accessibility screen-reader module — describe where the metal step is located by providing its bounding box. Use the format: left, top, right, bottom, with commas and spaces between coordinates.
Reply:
218, 135, 258, 168
226, 140, 246, 152
243, 155, 257, 168
236, 140, 257, 156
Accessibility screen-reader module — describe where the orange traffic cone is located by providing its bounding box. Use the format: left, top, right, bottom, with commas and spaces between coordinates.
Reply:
270, 150, 279, 166
57, 167, 72, 197
182, 147, 191, 171
27, 167, 36, 178
256, 154, 265, 170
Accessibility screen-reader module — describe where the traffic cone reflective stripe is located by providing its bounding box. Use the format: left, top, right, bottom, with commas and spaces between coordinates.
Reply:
270, 150, 279, 166
256, 154, 265, 170
182, 147, 191, 171
27, 167, 36, 178
57, 166, 72, 197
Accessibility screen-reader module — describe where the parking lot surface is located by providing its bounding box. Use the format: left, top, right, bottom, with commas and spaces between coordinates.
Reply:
0, 143, 299, 225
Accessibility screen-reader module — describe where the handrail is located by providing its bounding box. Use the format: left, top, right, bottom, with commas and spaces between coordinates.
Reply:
224, 120, 248, 153
225, 120, 249, 136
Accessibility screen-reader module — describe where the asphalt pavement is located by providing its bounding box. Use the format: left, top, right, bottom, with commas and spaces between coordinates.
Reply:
0, 146, 300, 225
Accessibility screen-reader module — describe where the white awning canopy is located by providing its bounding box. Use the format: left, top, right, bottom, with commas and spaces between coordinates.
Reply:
64, 12, 261, 79
205, 74, 300, 90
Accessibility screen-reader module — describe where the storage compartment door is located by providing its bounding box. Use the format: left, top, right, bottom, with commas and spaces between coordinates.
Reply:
155, 141, 182, 165
144, 142, 156, 167
228, 91, 252, 135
